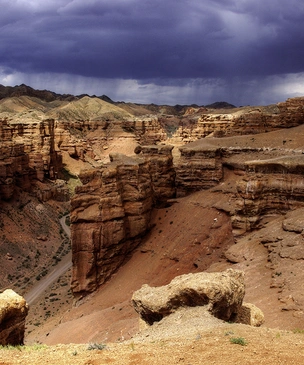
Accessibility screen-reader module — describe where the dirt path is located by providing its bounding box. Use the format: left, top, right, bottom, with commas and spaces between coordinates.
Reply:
24, 216, 71, 305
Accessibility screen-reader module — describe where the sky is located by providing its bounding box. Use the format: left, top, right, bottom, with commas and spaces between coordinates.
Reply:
1, 0, 304, 106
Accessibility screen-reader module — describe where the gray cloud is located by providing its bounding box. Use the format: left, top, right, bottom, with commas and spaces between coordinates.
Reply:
0, 0, 304, 105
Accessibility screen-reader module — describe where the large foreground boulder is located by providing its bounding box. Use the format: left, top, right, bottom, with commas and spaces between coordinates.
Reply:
0, 289, 29, 346
132, 269, 245, 325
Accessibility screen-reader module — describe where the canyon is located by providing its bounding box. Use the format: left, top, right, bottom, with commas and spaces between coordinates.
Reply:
1, 85, 304, 353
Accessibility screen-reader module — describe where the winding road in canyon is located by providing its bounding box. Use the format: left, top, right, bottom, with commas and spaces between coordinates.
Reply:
24, 216, 72, 305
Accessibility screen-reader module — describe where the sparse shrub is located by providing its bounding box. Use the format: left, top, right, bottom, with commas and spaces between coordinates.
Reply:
24, 344, 46, 351
87, 343, 107, 351
65, 216, 70, 226
230, 337, 247, 346
0, 345, 22, 351
49, 298, 59, 302
41, 269, 48, 277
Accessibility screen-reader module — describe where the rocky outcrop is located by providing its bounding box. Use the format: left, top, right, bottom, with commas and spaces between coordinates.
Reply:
234, 155, 304, 232
175, 144, 223, 196
224, 206, 304, 323
0, 118, 62, 180
0, 118, 65, 201
263, 210, 304, 314
139, 145, 175, 202
0, 289, 28, 346
70, 124, 304, 296
123, 117, 167, 145
0, 96, 169, 202
71, 145, 175, 296
1, 94, 304, 203
174, 122, 304, 226
55, 117, 167, 162
71, 156, 152, 295
172, 97, 304, 142
0, 141, 30, 200
132, 269, 245, 325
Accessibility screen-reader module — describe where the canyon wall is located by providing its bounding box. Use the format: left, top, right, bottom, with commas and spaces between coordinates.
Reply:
175, 144, 223, 196
234, 157, 304, 232
69, 97, 304, 296
0, 111, 167, 201
70, 145, 175, 297
55, 116, 167, 162
1, 95, 304, 202
2, 93, 304, 298
0, 118, 64, 201
172, 97, 304, 142
175, 142, 304, 233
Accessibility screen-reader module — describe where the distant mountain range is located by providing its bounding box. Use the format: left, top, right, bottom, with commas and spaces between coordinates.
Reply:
0, 84, 236, 109
0, 83, 113, 104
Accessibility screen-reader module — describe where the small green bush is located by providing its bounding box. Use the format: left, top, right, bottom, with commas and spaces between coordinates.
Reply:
230, 337, 247, 346
87, 343, 107, 351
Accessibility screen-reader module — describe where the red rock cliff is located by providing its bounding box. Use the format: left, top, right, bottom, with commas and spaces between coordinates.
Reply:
70, 145, 175, 297
0, 118, 63, 200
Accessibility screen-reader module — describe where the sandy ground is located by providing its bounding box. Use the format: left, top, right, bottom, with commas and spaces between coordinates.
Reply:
2, 324, 304, 365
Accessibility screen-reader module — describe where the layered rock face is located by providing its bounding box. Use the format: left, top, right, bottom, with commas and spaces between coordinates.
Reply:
139, 145, 175, 202
71, 146, 175, 296
0, 140, 30, 200
0, 118, 64, 201
177, 150, 304, 233
123, 117, 167, 145
1, 94, 304, 203
71, 123, 304, 296
54, 117, 167, 162
0, 96, 168, 201
0, 289, 28, 346
172, 97, 304, 142
3, 91, 304, 303
174, 123, 304, 231
234, 156, 304, 232
175, 144, 223, 196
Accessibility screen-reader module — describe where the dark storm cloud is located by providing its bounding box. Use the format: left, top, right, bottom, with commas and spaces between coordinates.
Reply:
1, 0, 304, 105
